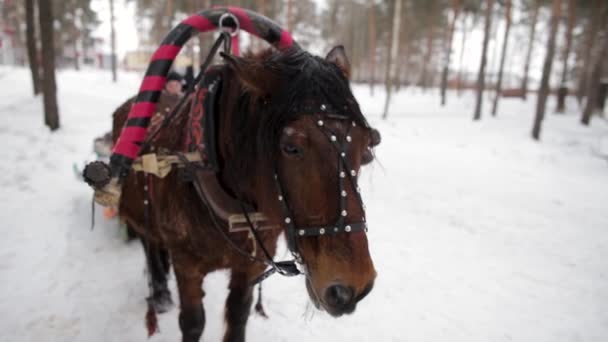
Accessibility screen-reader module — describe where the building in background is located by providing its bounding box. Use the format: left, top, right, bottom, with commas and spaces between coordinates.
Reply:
0, 0, 26, 66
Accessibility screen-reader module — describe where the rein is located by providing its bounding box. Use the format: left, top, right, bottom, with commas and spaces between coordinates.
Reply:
139, 32, 234, 153
221, 107, 370, 285
172, 49, 369, 284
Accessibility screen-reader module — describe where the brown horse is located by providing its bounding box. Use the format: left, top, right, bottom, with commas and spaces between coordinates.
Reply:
113, 46, 378, 342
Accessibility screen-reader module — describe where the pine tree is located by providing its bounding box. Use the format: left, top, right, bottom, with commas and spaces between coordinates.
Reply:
491, 0, 512, 116
382, 0, 402, 119
473, 0, 494, 120
38, 0, 60, 131
440, 0, 461, 106
368, 0, 377, 95
109, 0, 117, 82
576, 0, 603, 104
556, 0, 576, 113
581, 16, 608, 125
521, 0, 539, 100
25, 0, 40, 95
532, 0, 562, 140
418, 0, 437, 90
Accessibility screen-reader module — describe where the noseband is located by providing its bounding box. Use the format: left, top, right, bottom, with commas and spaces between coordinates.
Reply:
275, 104, 368, 260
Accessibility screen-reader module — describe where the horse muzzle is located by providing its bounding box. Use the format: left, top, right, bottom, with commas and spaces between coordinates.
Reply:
306, 277, 375, 317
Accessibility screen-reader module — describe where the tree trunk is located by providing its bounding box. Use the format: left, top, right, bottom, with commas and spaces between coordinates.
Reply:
38, 0, 60, 131
556, 0, 576, 113
73, 39, 80, 71
488, 9, 501, 92
255, 0, 266, 51
576, 0, 602, 104
83, 36, 88, 67
368, 0, 376, 95
187, 0, 197, 64
357, 7, 365, 82
491, 0, 512, 116
395, 39, 410, 91
347, 1, 358, 81
473, 0, 494, 121
419, 1, 436, 90
581, 29, 608, 125
440, 0, 461, 106
485, 8, 504, 88
286, 0, 293, 32
394, 0, 408, 92
109, 0, 117, 82
521, 0, 539, 100
165, 0, 174, 32
199, 0, 212, 61
382, 0, 402, 120
532, 0, 561, 140
73, 7, 80, 71
457, 13, 468, 96
25, 0, 40, 95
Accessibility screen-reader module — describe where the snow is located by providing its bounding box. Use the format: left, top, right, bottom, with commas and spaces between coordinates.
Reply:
1, 66, 608, 342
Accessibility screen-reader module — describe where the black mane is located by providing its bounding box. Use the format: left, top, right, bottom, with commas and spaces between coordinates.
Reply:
219, 47, 369, 193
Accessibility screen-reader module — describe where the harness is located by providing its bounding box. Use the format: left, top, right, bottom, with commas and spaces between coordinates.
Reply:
82, 7, 369, 285
255, 112, 369, 282
179, 58, 369, 283
184, 66, 222, 170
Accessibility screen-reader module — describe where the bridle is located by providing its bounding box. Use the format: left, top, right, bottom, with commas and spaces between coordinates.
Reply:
118, 32, 371, 284
276, 108, 368, 261
237, 102, 370, 284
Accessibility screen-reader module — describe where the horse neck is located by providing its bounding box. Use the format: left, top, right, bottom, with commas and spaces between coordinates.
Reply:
215, 67, 262, 206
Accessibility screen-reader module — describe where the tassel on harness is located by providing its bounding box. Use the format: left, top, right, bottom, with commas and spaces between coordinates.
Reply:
145, 298, 159, 337
254, 283, 268, 318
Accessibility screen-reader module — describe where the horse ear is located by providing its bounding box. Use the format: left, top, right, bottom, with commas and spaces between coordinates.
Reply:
325, 45, 351, 79
220, 52, 276, 96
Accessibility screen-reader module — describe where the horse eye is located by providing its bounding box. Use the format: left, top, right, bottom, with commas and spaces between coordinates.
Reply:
281, 143, 303, 157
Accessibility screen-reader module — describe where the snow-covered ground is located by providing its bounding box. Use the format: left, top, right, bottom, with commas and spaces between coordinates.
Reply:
1, 66, 607, 342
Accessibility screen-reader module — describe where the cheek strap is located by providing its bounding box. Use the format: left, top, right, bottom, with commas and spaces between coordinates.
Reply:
274, 115, 368, 259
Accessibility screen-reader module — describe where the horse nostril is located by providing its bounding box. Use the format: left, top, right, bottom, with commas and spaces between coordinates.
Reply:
324, 284, 354, 308
370, 128, 381, 147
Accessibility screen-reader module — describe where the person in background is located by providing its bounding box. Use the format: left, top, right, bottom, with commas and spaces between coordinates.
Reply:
95, 70, 185, 224
183, 65, 195, 92
164, 71, 184, 96
150, 71, 184, 127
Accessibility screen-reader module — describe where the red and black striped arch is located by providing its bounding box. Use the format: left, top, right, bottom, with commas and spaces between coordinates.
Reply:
110, 6, 297, 177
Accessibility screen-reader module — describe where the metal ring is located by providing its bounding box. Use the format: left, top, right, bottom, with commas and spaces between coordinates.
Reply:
218, 12, 240, 37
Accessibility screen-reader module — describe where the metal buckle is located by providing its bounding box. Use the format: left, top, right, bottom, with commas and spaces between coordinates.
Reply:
218, 12, 240, 37
227, 212, 278, 232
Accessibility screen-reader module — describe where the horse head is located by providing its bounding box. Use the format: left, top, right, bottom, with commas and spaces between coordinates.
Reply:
219, 45, 378, 317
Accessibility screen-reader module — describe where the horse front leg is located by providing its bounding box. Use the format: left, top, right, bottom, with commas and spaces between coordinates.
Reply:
174, 253, 206, 342
223, 270, 259, 342
140, 236, 173, 313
